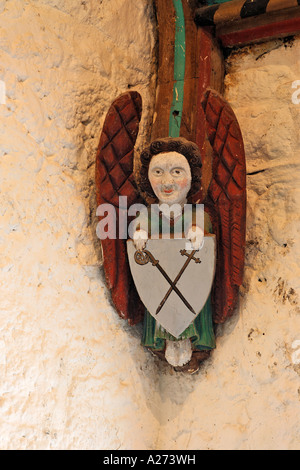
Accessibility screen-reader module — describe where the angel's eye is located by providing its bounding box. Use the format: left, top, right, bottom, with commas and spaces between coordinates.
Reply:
153, 168, 163, 176
171, 168, 184, 176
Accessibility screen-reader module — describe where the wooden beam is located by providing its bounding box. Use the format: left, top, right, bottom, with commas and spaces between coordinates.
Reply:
151, 0, 224, 143
179, 0, 199, 142
195, 0, 300, 26
217, 6, 300, 46
151, 0, 176, 141
151, 1, 224, 199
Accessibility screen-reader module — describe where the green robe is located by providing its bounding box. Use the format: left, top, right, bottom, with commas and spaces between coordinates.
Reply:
140, 205, 216, 352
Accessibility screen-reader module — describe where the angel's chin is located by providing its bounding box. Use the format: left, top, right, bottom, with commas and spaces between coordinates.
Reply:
157, 192, 185, 205
159, 199, 180, 206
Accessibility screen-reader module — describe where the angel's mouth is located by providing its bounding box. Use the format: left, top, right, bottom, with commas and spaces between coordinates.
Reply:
162, 187, 175, 194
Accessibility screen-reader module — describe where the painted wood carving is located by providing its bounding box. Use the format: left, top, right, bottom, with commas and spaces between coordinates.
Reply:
95, 0, 246, 373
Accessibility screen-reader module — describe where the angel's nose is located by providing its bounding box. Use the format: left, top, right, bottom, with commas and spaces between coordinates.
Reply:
161, 172, 173, 185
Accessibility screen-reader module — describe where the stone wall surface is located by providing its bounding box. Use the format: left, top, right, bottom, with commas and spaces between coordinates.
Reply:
0, 0, 159, 450
0, 0, 300, 451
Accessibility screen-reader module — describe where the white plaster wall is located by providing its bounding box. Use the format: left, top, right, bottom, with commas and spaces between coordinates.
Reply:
156, 37, 300, 451
1, 0, 300, 451
0, 0, 159, 450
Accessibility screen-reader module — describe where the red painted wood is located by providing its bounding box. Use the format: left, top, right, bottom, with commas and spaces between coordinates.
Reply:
195, 28, 212, 149
201, 89, 247, 324
193, 27, 224, 204
196, 28, 213, 100
95, 91, 145, 325
219, 16, 300, 47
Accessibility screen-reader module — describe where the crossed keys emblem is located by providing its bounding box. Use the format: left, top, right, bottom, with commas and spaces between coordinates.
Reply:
134, 248, 201, 315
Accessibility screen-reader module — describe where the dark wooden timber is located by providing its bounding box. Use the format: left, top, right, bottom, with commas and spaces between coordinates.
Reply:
151, 0, 176, 141
217, 7, 300, 46
194, 0, 300, 47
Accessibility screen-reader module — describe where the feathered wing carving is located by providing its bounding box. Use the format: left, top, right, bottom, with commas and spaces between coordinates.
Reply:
96, 89, 246, 328
95, 91, 145, 325
200, 89, 246, 324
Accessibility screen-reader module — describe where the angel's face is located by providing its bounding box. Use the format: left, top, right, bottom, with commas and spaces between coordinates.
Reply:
148, 152, 192, 206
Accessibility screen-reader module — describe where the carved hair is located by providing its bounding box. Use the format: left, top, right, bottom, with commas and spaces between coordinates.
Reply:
139, 137, 202, 199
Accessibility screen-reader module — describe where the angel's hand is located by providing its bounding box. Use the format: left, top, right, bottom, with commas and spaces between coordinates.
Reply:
187, 225, 204, 251
133, 229, 148, 251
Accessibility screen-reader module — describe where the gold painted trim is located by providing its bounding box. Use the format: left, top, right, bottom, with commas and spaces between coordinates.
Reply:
214, 1, 243, 24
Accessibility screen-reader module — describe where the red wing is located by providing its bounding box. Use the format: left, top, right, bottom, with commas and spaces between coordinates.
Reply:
95, 91, 145, 325
201, 89, 246, 324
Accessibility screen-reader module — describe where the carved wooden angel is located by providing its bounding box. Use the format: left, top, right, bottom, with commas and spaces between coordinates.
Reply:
95, 90, 246, 374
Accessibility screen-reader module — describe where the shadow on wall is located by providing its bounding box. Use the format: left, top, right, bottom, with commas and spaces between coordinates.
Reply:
133, 306, 241, 425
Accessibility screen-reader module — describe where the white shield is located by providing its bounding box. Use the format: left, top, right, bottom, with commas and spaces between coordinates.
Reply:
127, 236, 216, 338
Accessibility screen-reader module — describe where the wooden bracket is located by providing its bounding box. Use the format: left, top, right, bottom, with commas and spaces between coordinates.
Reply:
151, 0, 224, 136
151, 0, 224, 199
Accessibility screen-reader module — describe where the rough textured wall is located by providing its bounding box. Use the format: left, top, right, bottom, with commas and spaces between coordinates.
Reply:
1, 0, 300, 451
156, 37, 300, 451
0, 0, 159, 450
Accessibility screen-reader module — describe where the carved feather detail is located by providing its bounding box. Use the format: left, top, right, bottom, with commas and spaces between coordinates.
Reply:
95, 91, 145, 325
201, 89, 246, 324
